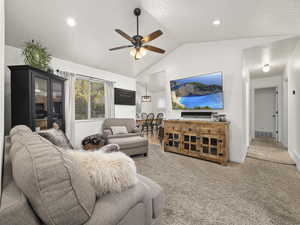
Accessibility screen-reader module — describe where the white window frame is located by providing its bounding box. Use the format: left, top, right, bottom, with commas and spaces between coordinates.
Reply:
75, 78, 105, 121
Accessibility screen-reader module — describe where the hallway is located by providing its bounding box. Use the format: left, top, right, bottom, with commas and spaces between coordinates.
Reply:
247, 137, 295, 165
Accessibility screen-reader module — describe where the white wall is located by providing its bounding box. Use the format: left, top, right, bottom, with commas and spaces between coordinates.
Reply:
282, 75, 288, 147
0, 0, 5, 196
151, 91, 167, 114
286, 40, 300, 171
139, 37, 286, 163
250, 76, 284, 143
5, 45, 136, 147
254, 87, 276, 134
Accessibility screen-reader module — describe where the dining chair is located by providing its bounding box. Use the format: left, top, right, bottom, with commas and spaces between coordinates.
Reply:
141, 113, 155, 134
154, 113, 164, 131
141, 113, 147, 120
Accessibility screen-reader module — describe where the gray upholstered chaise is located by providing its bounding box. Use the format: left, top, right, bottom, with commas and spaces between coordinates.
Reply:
0, 125, 164, 225
103, 118, 149, 156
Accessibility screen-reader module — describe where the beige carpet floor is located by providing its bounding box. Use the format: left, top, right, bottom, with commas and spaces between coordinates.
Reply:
248, 138, 295, 165
134, 144, 300, 225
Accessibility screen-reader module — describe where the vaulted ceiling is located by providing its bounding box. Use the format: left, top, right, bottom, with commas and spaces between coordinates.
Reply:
5, 0, 300, 77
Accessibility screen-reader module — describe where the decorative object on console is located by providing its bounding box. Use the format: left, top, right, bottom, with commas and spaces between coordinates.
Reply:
114, 88, 136, 105
170, 72, 224, 110
212, 113, 227, 122
109, 8, 165, 60
22, 40, 51, 71
9, 65, 66, 131
164, 120, 229, 165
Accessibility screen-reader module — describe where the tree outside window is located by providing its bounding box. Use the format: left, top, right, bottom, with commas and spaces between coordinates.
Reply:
75, 79, 105, 120
91, 82, 105, 118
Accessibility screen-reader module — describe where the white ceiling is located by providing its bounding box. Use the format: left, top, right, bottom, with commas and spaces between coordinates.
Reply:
244, 36, 300, 78
5, 0, 300, 77
137, 70, 167, 92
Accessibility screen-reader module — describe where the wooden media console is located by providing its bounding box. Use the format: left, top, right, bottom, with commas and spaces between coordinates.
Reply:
163, 120, 229, 165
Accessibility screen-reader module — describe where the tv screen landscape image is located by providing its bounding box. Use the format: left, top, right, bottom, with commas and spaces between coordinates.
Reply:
170, 72, 224, 110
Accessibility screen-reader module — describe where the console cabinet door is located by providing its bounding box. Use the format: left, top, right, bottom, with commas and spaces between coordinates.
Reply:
199, 134, 225, 158
164, 131, 181, 153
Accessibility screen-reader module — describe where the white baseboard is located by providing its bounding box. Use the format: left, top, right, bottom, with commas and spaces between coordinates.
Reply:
288, 149, 300, 171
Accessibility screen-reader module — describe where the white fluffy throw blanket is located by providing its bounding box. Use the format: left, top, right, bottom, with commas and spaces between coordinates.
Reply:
71, 150, 138, 197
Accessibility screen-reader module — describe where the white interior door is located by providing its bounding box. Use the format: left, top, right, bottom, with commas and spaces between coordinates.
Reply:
254, 87, 277, 139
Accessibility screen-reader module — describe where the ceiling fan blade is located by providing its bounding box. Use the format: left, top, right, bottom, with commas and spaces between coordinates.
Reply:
144, 45, 165, 54
142, 30, 163, 43
115, 29, 135, 43
109, 45, 133, 51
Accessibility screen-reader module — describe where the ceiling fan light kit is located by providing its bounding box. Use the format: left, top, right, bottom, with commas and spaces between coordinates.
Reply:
109, 8, 165, 60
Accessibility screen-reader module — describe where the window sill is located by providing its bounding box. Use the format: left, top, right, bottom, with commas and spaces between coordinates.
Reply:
75, 118, 105, 123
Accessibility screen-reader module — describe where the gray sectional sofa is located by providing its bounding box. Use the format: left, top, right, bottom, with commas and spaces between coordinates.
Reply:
103, 118, 148, 156
0, 125, 164, 225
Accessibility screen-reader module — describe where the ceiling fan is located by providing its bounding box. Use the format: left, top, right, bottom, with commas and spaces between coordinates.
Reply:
109, 8, 165, 60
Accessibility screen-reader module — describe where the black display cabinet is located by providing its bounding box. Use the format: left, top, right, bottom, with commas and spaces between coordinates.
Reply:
9, 65, 66, 131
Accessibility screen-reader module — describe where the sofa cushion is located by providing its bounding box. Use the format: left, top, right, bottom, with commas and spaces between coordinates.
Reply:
0, 182, 41, 225
103, 118, 136, 133
107, 136, 148, 149
38, 128, 73, 149
9, 126, 96, 225
138, 175, 165, 219
84, 178, 152, 225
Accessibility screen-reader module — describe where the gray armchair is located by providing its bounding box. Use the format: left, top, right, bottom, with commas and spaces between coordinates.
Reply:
103, 118, 148, 156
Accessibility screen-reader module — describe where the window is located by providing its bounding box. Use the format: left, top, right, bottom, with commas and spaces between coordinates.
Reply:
75, 79, 105, 120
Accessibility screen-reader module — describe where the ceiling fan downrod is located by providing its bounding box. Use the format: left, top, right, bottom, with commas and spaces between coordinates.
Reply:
134, 8, 141, 36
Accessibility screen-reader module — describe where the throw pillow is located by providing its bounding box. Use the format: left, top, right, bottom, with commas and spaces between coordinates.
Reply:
103, 128, 113, 136
38, 128, 73, 149
110, 126, 128, 135
100, 144, 120, 153
70, 150, 137, 197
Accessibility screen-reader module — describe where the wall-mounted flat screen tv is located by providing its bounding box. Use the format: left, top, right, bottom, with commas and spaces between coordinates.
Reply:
170, 71, 224, 110
114, 88, 136, 105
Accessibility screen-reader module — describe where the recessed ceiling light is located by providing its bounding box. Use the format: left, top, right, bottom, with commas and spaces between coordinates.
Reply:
66, 17, 76, 27
262, 64, 270, 73
212, 19, 221, 26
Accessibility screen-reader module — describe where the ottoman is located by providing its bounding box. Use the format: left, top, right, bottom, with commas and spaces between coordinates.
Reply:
107, 135, 148, 156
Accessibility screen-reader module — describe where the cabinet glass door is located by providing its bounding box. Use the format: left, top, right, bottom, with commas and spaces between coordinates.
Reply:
51, 80, 64, 130
34, 77, 49, 131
